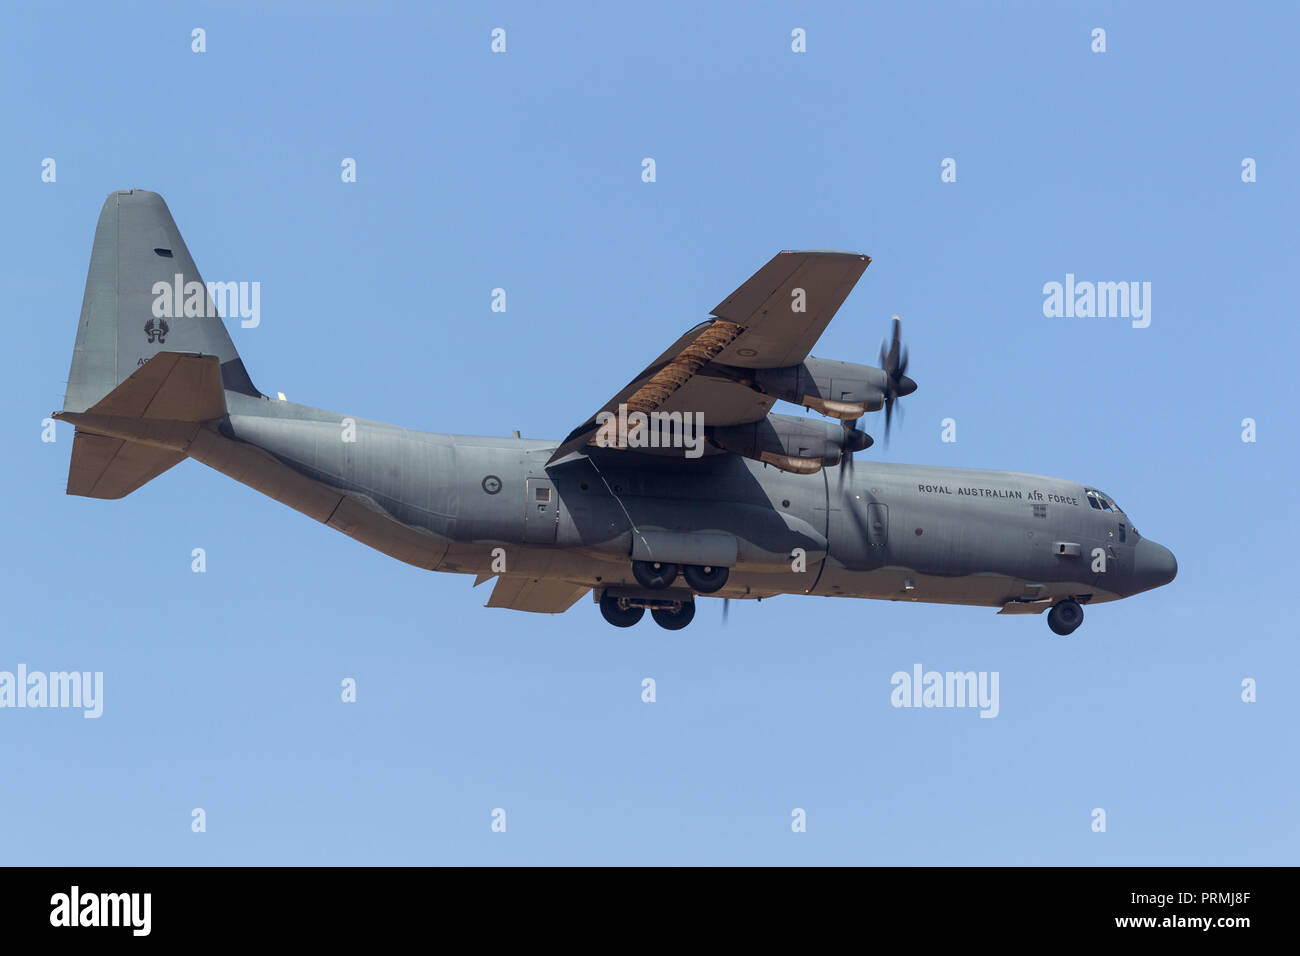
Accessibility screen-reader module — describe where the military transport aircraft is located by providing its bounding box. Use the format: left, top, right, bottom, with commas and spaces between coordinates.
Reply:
55, 190, 1176, 635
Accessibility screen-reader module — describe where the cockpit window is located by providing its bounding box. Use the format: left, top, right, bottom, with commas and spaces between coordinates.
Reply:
1085, 489, 1123, 514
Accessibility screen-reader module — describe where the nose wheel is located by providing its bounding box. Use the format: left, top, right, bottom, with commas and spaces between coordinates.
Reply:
1047, 599, 1084, 636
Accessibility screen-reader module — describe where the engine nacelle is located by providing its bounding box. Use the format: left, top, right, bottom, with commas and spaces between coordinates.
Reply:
707, 413, 872, 475
711, 356, 887, 420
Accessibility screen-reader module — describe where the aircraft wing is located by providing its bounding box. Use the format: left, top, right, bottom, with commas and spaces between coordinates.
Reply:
548, 251, 870, 463
484, 575, 590, 614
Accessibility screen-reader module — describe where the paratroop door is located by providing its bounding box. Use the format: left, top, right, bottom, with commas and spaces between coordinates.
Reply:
524, 478, 558, 544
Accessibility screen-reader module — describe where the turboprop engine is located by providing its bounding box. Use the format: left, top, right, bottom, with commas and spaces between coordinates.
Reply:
706, 413, 872, 475
709, 356, 889, 420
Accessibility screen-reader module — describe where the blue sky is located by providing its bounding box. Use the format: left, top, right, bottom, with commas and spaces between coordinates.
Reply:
2, 1, 1296, 864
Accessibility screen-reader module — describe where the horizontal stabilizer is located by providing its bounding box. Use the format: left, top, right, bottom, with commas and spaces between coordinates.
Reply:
56, 352, 227, 499
66, 432, 184, 499
86, 351, 226, 421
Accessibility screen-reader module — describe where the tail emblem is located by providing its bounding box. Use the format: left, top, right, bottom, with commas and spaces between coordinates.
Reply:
144, 318, 170, 344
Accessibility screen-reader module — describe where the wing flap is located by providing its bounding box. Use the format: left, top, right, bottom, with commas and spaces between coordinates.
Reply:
486, 576, 589, 614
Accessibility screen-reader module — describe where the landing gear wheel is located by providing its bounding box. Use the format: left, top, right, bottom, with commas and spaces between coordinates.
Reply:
651, 601, 695, 630
600, 592, 644, 628
632, 560, 679, 590
1047, 599, 1084, 636
682, 564, 729, 594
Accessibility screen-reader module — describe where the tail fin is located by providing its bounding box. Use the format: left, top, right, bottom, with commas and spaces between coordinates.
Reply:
59, 190, 256, 498
64, 189, 259, 414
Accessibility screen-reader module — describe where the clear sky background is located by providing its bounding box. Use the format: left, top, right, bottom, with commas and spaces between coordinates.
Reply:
2, 2, 1296, 865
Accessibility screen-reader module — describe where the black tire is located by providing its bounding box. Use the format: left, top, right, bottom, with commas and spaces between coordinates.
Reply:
1047, 599, 1084, 636
600, 592, 644, 628
632, 560, 678, 590
651, 601, 695, 631
682, 564, 729, 594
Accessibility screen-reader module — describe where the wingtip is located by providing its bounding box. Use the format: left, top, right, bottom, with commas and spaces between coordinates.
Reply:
779, 249, 870, 261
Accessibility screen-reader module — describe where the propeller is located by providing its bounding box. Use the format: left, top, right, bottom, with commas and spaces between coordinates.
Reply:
835, 315, 914, 486
879, 314, 917, 442
837, 417, 873, 488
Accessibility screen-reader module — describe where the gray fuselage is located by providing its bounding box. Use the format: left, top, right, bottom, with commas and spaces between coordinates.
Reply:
194, 392, 1176, 611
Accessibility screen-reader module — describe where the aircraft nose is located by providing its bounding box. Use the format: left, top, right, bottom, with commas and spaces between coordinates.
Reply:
1131, 538, 1177, 593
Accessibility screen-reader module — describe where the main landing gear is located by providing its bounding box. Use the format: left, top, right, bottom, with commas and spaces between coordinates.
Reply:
599, 591, 695, 630
599, 591, 645, 628
1047, 599, 1084, 636
603, 559, 728, 630
631, 560, 679, 590
652, 602, 695, 630
631, 559, 728, 594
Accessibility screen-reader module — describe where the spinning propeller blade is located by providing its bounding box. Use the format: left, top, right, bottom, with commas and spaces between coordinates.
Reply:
879, 314, 916, 443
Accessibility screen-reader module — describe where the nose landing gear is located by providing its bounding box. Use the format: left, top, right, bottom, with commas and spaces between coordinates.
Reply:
1047, 599, 1084, 636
